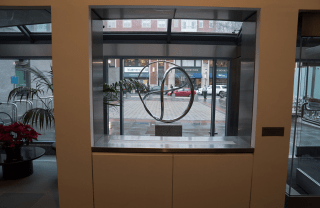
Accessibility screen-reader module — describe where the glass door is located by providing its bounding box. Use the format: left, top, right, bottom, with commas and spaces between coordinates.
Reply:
288, 37, 320, 196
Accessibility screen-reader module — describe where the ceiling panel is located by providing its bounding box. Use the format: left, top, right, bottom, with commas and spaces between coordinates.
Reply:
94, 7, 256, 22
94, 8, 175, 20
175, 9, 256, 21
0, 9, 51, 27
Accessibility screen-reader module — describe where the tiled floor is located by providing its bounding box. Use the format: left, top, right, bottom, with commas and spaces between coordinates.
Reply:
0, 156, 59, 208
109, 95, 227, 136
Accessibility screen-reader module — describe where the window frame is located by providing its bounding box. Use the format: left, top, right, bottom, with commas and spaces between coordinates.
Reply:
123, 20, 132, 28
141, 19, 151, 28
181, 19, 198, 32
199, 20, 203, 28
174, 19, 179, 27
107, 20, 116, 28
157, 19, 167, 28
182, 60, 195, 67
209, 20, 214, 28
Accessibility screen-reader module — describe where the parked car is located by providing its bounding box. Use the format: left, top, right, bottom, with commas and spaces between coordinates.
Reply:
198, 85, 212, 95
167, 88, 196, 97
198, 85, 227, 96
215, 85, 227, 96
150, 86, 168, 94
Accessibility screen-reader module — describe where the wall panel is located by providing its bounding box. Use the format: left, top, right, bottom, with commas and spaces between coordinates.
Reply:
93, 153, 173, 208
173, 154, 253, 208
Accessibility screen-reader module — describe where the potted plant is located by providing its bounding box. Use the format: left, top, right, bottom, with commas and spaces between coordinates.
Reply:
8, 65, 147, 130
103, 78, 148, 107
8, 66, 54, 129
0, 122, 41, 162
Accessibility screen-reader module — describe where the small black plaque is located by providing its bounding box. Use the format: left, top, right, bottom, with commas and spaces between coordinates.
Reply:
262, 127, 284, 136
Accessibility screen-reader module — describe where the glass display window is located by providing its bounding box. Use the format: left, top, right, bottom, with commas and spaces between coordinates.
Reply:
138, 59, 149, 67
158, 61, 165, 68
123, 20, 132, 28
157, 20, 167, 28
142, 20, 151, 28
108, 59, 115, 67
124, 59, 135, 67
182, 60, 194, 67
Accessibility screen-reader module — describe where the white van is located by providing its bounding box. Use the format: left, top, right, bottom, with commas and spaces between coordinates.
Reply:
198, 85, 227, 95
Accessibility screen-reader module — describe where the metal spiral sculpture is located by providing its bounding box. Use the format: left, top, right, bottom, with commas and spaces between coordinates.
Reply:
137, 61, 194, 123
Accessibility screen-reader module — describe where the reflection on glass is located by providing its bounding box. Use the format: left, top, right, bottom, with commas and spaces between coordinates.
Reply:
26, 23, 52, 32
182, 60, 194, 67
124, 59, 135, 67
123, 20, 132, 28
0, 59, 54, 141
287, 36, 320, 196
0, 26, 20, 32
173, 19, 179, 27
103, 19, 167, 32
0, 59, 19, 124
172, 20, 242, 34
108, 59, 115, 67
103, 19, 242, 33
157, 19, 167, 28
124, 59, 149, 67
142, 20, 151, 28
210, 60, 214, 67
138, 59, 149, 67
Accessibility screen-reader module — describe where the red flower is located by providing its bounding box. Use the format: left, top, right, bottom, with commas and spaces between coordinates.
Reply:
0, 122, 40, 149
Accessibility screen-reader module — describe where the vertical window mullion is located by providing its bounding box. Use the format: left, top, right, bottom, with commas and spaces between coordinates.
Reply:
104, 57, 109, 135
120, 58, 124, 135
210, 59, 217, 136
225, 59, 232, 136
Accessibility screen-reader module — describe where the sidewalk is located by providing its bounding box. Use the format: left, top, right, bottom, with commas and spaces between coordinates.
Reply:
109, 96, 227, 136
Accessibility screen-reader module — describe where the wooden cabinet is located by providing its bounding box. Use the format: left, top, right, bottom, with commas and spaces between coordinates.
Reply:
93, 153, 253, 208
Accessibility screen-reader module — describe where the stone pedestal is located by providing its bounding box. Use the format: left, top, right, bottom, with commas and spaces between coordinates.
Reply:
155, 122, 182, 136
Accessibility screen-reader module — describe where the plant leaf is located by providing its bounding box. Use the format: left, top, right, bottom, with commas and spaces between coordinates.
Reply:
7, 87, 43, 102
20, 108, 54, 129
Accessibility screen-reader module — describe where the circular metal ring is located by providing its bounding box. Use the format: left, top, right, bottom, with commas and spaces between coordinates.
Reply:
137, 61, 194, 123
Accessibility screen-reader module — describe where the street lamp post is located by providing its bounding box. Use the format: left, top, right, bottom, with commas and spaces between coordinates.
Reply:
204, 69, 208, 87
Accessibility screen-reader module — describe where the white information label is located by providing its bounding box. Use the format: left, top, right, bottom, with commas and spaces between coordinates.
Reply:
124, 67, 149, 73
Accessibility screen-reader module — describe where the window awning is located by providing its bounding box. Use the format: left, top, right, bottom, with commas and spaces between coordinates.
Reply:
217, 74, 227, 78
175, 72, 202, 79
210, 73, 227, 79
191, 73, 202, 79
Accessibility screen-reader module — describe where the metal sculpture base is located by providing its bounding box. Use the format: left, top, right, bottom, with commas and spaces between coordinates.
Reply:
155, 122, 182, 136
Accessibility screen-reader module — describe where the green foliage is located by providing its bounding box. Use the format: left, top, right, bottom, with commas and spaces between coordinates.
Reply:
8, 66, 54, 129
8, 66, 147, 128
20, 108, 54, 129
8, 87, 44, 102
103, 78, 148, 106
